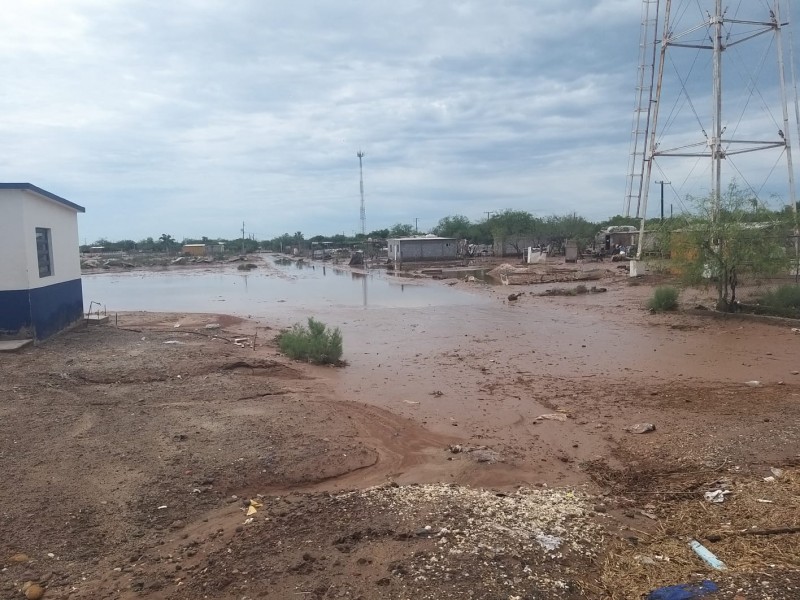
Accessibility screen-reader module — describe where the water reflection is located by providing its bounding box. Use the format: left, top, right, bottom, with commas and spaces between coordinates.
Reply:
82, 255, 484, 315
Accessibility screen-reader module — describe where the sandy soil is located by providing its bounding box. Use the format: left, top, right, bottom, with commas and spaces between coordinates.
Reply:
2, 269, 800, 599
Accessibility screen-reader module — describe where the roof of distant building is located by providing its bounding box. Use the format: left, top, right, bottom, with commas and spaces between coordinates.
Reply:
387, 236, 457, 242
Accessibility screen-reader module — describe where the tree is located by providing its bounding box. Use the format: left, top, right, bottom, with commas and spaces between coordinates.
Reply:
159, 233, 176, 252
489, 210, 538, 256
367, 228, 390, 240
673, 183, 792, 311
542, 213, 596, 248
434, 215, 472, 239
388, 223, 415, 238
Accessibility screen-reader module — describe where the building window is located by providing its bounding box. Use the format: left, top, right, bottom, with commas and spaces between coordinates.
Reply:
36, 227, 53, 277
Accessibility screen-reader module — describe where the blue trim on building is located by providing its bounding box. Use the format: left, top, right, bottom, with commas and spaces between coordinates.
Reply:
0, 279, 83, 340
0, 183, 85, 213
0, 289, 33, 336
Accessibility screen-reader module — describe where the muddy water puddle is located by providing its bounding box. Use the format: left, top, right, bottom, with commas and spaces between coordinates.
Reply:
82, 260, 800, 487
82, 256, 486, 320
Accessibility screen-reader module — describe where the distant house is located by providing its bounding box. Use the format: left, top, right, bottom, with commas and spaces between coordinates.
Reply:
0, 183, 85, 340
182, 243, 225, 256
387, 236, 458, 263
595, 226, 638, 252
182, 243, 207, 256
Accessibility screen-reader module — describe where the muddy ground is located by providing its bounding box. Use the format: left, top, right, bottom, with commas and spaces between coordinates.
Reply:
2, 268, 800, 600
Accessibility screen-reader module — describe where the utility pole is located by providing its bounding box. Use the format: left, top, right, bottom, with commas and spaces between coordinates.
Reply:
415, 218, 419, 234
357, 151, 366, 236
241, 221, 245, 255
655, 180, 670, 221
485, 211, 494, 221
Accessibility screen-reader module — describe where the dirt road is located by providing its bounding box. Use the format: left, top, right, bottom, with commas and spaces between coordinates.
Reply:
2, 276, 799, 599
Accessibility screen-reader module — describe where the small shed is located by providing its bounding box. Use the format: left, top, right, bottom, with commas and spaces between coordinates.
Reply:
182, 243, 207, 256
0, 183, 85, 340
387, 236, 458, 263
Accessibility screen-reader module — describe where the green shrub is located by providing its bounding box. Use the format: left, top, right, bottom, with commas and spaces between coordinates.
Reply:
647, 286, 679, 312
760, 285, 800, 311
278, 318, 343, 364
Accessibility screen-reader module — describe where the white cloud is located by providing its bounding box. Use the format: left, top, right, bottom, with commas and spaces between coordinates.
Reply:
0, 0, 797, 241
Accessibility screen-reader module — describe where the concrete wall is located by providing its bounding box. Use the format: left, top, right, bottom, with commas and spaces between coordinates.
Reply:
0, 193, 28, 290
0, 188, 83, 339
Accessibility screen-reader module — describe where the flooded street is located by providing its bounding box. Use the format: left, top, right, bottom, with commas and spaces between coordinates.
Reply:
4, 259, 798, 600
82, 256, 486, 319
81, 257, 800, 487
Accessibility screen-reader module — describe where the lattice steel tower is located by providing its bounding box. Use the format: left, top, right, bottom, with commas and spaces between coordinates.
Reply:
357, 150, 366, 236
627, 0, 798, 260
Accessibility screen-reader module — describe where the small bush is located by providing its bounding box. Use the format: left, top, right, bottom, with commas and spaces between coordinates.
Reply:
647, 286, 679, 312
760, 285, 800, 311
278, 318, 343, 364
237, 263, 257, 271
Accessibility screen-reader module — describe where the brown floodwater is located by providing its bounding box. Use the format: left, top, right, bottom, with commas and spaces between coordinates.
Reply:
83, 258, 800, 486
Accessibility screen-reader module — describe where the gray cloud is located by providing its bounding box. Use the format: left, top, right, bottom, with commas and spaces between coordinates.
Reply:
0, 0, 797, 241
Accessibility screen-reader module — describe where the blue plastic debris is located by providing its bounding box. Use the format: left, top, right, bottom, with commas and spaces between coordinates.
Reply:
688, 539, 727, 570
646, 580, 719, 600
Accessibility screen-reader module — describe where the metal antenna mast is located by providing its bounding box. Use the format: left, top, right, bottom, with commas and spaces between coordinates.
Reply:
636, 0, 798, 260
624, 0, 661, 217
357, 150, 366, 236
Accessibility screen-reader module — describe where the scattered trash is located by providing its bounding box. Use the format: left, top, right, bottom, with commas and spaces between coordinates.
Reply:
430, 390, 444, 397
403, 400, 420, 405
646, 580, 719, 600
770, 467, 784, 479
625, 422, 656, 434
755, 498, 774, 504
535, 533, 562, 552
163, 340, 185, 345
246, 499, 263, 516
205, 323, 221, 330
744, 380, 761, 387
639, 509, 658, 520
173, 323, 181, 328
704, 490, 732, 503
157, 505, 168, 510
537, 413, 568, 422
688, 539, 726, 570
791, 328, 800, 333
448, 444, 463, 454
764, 476, 776, 483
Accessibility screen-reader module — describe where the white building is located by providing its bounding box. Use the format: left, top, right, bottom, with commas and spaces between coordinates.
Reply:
387, 236, 458, 263
0, 183, 85, 340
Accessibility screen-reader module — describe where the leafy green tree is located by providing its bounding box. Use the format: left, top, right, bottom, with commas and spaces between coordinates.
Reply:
434, 215, 472, 239
138, 237, 157, 252
159, 233, 176, 252
673, 183, 792, 311
489, 210, 539, 256
388, 223, 415, 237
542, 213, 596, 247
368, 229, 390, 239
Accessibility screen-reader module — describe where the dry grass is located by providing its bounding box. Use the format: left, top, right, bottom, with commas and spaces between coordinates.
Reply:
598, 469, 800, 598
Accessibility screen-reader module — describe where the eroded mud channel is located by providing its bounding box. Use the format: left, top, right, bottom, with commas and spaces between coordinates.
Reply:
3, 266, 800, 598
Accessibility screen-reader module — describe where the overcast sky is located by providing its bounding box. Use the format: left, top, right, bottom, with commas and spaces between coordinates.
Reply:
2, 0, 799, 242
